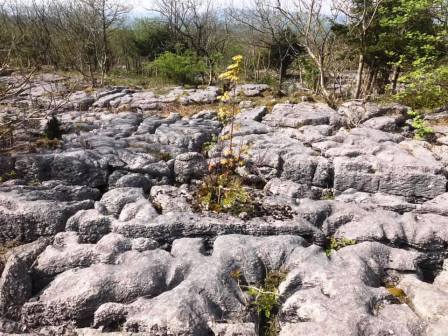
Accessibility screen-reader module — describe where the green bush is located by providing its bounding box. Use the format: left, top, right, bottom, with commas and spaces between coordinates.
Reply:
408, 110, 434, 140
44, 115, 62, 140
132, 19, 174, 60
151, 52, 206, 85
247, 270, 286, 336
325, 237, 356, 256
292, 55, 320, 92
198, 172, 250, 214
395, 65, 448, 111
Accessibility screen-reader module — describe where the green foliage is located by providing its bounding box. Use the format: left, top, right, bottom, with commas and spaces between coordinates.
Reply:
292, 56, 320, 92
198, 171, 249, 214
379, 0, 445, 68
0, 170, 17, 183
407, 110, 435, 140
257, 73, 278, 87
151, 52, 206, 85
387, 287, 409, 304
333, 0, 447, 97
247, 287, 278, 319
325, 237, 357, 256
202, 135, 219, 154
395, 66, 448, 110
197, 55, 249, 215
246, 271, 286, 336
321, 189, 335, 200
230, 269, 286, 335
132, 19, 174, 60
44, 115, 62, 140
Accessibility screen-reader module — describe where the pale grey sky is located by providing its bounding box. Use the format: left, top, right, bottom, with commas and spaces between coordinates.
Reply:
131, 0, 333, 17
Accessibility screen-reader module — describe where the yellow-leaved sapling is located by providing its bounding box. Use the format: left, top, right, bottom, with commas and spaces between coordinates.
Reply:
197, 55, 251, 214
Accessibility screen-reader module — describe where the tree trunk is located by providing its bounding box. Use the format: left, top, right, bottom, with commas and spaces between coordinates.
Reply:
366, 65, 378, 96
354, 54, 364, 99
377, 69, 390, 95
100, 0, 109, 87
277, 53, 286, 96
391, 66, 401, 94
304, 45, 330, 100
318, 62, 330, 99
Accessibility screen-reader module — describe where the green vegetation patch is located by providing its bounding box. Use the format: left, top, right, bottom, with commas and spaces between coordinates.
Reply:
325, 236, 357, 257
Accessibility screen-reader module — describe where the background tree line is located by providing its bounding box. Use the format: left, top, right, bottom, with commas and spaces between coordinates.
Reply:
0, 0, 447, 109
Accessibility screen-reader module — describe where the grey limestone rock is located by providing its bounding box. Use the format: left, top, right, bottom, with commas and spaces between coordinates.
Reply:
97, 187, 146, 217
22, 249, 180, 327
174, 152, 207, 183
149, 185, 193, 213
0, 238, 50, 321
264, 103, 338, 128
3, 90, 448, 335
66, 209, 113, 243
114, 173, 152, 193
0, 184, 95, 244
362, 115, 405, 132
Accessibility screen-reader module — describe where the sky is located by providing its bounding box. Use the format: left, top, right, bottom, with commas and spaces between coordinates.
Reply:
130, 0, 333, 17
130, 0, 246, 16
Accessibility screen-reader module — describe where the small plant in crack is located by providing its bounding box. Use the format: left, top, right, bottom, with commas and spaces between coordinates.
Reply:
201, 134, 219, 155
408, 110, 434, 141
325, 236, 356, 257
0, 170, 17, 183
321, 189, 335, 200
386, 286, 409, 304
35, 138, 61, 150
382, 275, 410, 305
195, 55, 253, 215
198, 171, 250, 214
44, 115, 63, 140
0, 240, 20, 268
231, 268, 286, 336
146, 149, 172, 162
157, 151, 172, 162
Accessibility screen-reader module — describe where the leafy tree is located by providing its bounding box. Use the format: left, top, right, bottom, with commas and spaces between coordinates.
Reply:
151, 51, 206, 85
384, 0, 448, 112
276, 0, 338, 101
395, 65, 448, 110
132, 19, 174, 60
333, 0, 446, 97
379, 0, 445, 68
44, 115, 62, 140
333, 0, 384, 98
231, 0, 304, 94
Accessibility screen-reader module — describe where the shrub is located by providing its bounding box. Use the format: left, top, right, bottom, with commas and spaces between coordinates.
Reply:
0, 170, 17, 183
151, 51, 206, 85
387, 287, 409, 303
395, 65, 448, 111
232, 269, 286, 336
292, 55, 320, 92
44, 115, 62, 140
198, 170, 249, 214
407, 110, 434, 140
197, 55, 251, 215
132, 19, 174, 61
325, 236, 356, 256
321, 189, 335, 200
